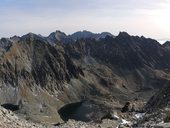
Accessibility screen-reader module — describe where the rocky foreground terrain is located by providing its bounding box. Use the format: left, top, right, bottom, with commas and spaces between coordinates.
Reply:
0, 105, 126, 128
2, 104, 170, 128
0, 30, 170, 127
0, 106, 45, 128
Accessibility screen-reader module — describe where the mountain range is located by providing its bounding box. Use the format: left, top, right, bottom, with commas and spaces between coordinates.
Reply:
0, 30, 170, 125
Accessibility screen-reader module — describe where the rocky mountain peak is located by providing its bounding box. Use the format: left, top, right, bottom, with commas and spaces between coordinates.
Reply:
163, 41, 170, 47
99, 32, 114, 39
163, 41, 170, 51
164, 41, 170, 45
117, 31, 130, 37
21, 32, 38, 40
49, 30, 67, 39
71, 30, 114, 40
71, 30, 94, 39
47, 30, 71, 44
115, 32, 132, 43
10, 35, 21, 42
21, 33, 47, 43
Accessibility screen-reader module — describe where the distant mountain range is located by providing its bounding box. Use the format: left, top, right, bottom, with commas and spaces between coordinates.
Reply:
1, 30, 114, 44
2, 30, 170, 45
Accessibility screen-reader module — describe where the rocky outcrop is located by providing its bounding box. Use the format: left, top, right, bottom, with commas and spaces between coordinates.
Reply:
121, 100, 145, 113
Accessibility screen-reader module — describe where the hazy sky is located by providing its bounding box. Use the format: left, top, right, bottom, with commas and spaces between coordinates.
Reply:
0, 0, 170, 40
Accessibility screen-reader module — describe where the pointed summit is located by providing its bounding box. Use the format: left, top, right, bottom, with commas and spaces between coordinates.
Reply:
47, 30, 67, 43
117, 31, 130, 37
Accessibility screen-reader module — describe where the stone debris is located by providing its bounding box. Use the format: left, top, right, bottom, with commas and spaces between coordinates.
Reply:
0, 106, 46, 128
55, 119, 119, 128
0, 106, 121, 128
4, 104, 169, 128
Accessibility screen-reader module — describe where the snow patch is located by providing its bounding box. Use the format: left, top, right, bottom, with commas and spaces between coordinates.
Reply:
112, 114, 119, 120
135, 113, 145, 119
121, 119, 131, 124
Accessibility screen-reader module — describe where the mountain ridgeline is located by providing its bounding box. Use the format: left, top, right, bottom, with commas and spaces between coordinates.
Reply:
0, 30, 170, 123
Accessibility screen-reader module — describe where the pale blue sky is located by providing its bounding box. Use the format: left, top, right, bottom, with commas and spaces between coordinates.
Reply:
0, 0, 170, 40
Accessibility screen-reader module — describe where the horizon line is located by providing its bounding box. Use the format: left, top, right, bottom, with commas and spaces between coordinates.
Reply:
0, 30, 169, 44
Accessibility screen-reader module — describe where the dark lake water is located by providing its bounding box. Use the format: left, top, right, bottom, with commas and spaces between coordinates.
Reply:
58, 101, 103, 122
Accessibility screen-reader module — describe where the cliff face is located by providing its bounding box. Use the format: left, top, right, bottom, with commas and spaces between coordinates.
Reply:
0, 31, 170, 123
